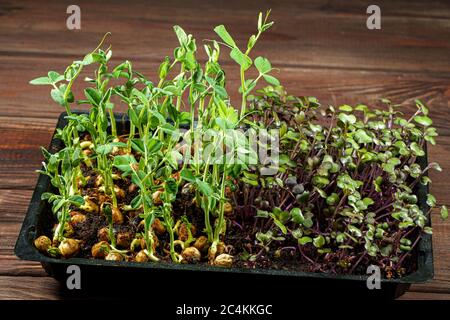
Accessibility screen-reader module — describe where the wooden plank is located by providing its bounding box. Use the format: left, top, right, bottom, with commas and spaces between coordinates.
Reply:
0, 256, 45, 277
0, 190, 46, 277
309, 0, 450, 20
0, 276, 60, 300
0, 0, 449, 73
400, 291, 450, 300
0, 219, 47, 276
0, 117, 54, 189
0, 189, 32, 223
0, 190, 32, 223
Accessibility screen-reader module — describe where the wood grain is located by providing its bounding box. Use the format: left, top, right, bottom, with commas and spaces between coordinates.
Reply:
0, 117, 54, 189
0, 0, 449, 73
0, 276, 61, 300
0, 0, 449, 300
400, 291, 450, 300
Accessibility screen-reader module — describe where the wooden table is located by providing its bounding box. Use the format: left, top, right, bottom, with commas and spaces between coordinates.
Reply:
0, 0, 449, 300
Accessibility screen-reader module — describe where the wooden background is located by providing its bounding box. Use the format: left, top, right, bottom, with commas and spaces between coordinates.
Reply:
0, 0, 449, 300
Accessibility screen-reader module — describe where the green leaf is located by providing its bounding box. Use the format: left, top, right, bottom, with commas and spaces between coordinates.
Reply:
299, 236, 312, 245
291, 228, 303, 240
309, 123, 322, 133
247, 35, 257, 51
261, 21, 274, 32
362, 197, 375, 207
132, 88, 150, 105
147, 138, 162, 154
127, 107, 140, 128
165, 178, 179, 196
400, 245, 412, 251
213, 85, 228, 99
41, 192, 54, 201
339, 105, 353, 112
50, 88, 65, 106
272, 217, 287, 235
158, 57, 170, 79
242, 177, 259, 186
173, 25, 188, 46
130, 195, 142, 209
180, 169, 195, 182
113, 154, 137, 172
354, 129, 372, 144
426, 194, 436, 207
130, 139, 144, 154
310, 176, 328, 190
256, 210, 269, 218
196, 180, 213, 196
326, 193, 339, 206
389, 157, 401, 166
82, 53, 95, 65
96, 144, 113, 155
243, 171, 259, 180
262, 74, 280, 86
313, 235, 325, 248
338, 113, 356, 125
382, 157, 401, 173
30, 76, 52, 85
230, 47, 252, 71
410, 142, 425, 156
68, 195, 85, 207
441, 206, 448, 220
254, 56, 272, 74
337, 173, 363, 192
415, 100, 429, 115
423, 226, 433, 235
348, 225, 362, 237
290, 207, 304, 224
380, 244, 393, 257
167, 150, 182, 169
336, 233, 346, 243
214, 25, 236, 48
424, 127, 438, 146
420, 176, 432, 185
399, 221, 414, 229
430, 162, 442, 172
303, 217, 313, 228
84, 87, 101, 106
257, 12, 263, 30
414, 115, 433, 127
48, 71, 64, 83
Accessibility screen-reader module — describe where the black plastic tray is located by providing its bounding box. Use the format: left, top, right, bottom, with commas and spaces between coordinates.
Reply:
14, 111, 434, 299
